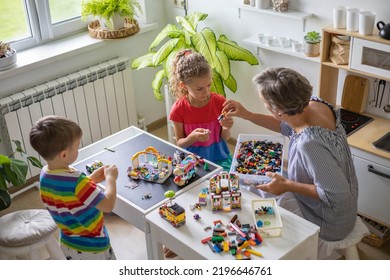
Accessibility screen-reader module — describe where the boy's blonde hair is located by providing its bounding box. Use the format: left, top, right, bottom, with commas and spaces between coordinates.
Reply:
169, 49, 211, 99
30, 115, 82, 160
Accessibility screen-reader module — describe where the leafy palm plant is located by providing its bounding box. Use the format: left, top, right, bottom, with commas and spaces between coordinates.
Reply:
131, 12, 259, 100
0, 140, 42, 211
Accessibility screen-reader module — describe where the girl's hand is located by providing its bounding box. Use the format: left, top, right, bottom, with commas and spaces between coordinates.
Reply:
255, 172, 288, 195
219, 112, 234, 129
190, 128, 211, 142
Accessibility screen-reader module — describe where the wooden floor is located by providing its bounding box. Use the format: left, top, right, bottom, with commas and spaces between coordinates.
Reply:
1, 125, 389, 260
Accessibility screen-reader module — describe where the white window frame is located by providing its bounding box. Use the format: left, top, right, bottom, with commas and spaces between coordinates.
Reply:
11, 0, 88, 52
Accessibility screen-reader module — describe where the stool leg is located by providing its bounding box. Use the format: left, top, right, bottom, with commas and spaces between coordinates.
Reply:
46, 235, 65, 260
345, 245, 359, 260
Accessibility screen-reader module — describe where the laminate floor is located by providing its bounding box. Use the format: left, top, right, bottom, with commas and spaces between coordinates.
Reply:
1, 126, 389, 260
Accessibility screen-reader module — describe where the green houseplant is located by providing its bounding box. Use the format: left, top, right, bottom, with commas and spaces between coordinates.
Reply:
0, 140, 42, 211
131, 12, 259, 100
303, 31, 321, 57
81, 0, 142, 30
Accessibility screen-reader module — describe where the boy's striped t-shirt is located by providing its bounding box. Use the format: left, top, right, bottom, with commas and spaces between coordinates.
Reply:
39, 167, 109, 252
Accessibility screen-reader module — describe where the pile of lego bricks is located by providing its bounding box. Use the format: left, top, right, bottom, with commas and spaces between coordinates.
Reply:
234, 140, 283, 175
200, 214, 263, 260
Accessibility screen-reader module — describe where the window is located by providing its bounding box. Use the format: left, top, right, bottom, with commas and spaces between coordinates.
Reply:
0, 0, 85, 52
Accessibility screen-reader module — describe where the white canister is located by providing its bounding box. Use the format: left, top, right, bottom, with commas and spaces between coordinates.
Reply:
347, 8, 359, 32
256, 0, 270, 9
333, 6, 347, 29
250, 0, 255, 7
359, 11, 376, 35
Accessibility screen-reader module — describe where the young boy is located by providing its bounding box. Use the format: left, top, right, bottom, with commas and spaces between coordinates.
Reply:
29, 115, 118, 260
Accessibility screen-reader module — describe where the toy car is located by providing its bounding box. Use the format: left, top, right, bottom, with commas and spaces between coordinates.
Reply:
86, 160, 103, 173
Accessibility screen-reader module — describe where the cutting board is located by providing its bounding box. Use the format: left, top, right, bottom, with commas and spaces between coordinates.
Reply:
341, 75, 369, 113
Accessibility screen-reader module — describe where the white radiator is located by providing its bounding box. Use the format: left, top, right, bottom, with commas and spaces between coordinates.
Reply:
0, 57, 137, 179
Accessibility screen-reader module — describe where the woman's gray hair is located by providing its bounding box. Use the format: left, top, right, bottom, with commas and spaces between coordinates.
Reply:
252, 67, 313, 115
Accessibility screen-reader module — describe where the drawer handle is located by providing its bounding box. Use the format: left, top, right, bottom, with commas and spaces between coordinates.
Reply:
367, 165, 390, 179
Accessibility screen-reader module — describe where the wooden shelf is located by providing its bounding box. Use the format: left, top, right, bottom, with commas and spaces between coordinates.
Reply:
238, 5, 313, 31
243, 36, 320, 63
318, 25, 390, 105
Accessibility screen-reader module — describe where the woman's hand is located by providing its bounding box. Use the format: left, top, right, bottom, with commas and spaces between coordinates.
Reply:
256, 172, 289, 195
222, 99, 251, 120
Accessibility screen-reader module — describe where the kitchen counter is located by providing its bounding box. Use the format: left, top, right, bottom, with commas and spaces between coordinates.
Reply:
347, 114, 390, 161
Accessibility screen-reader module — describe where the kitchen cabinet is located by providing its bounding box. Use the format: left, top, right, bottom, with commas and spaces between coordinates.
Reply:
318, 26, 390, 227
318, 25, 390, 105
352, 148, 390, 227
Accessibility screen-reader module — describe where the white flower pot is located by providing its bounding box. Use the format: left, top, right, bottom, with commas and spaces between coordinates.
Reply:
0, 48, 17, 71
110, 13, 125, 30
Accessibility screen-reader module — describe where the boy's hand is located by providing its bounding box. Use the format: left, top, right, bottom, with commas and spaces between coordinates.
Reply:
104, 164, 118, 180
89, 166, 105, 183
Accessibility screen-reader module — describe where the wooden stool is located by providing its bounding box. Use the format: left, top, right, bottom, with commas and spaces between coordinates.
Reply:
0, 209, 64, 260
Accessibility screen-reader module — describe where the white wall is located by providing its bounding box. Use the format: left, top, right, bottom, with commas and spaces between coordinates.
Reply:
162, 0, 390, 138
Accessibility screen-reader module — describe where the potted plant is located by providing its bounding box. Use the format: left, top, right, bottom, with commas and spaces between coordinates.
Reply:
0, 41, 17, 70
303, 31, 321, 57
0, 140, 42, 211
131, 12, 259, 100
81, 0, 142, 31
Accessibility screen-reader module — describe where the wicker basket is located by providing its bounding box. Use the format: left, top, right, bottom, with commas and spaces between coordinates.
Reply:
358, 214, 390, 248
272, 0, 289, 12
362, 233, 390, 248
88, 18, 140, 39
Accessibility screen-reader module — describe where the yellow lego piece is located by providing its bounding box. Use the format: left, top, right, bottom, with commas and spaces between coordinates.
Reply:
223, 241, 229, 252
246, 248, 263, 257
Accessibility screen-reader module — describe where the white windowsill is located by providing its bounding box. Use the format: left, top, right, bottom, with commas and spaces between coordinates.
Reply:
0, 22, 158, 81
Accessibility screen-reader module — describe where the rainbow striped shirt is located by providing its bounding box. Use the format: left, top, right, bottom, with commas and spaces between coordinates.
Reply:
39, 166, 110, 252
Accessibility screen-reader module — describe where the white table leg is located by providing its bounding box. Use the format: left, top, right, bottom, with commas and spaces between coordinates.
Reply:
149, 225, 164, 260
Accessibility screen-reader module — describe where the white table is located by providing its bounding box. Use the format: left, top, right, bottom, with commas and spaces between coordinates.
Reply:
74, 126, 222, 259
146, 181, 320, 260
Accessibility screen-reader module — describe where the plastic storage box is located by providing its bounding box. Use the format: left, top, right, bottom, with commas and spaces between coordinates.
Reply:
230, 134, 286, 183
251, 198, 283, 237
